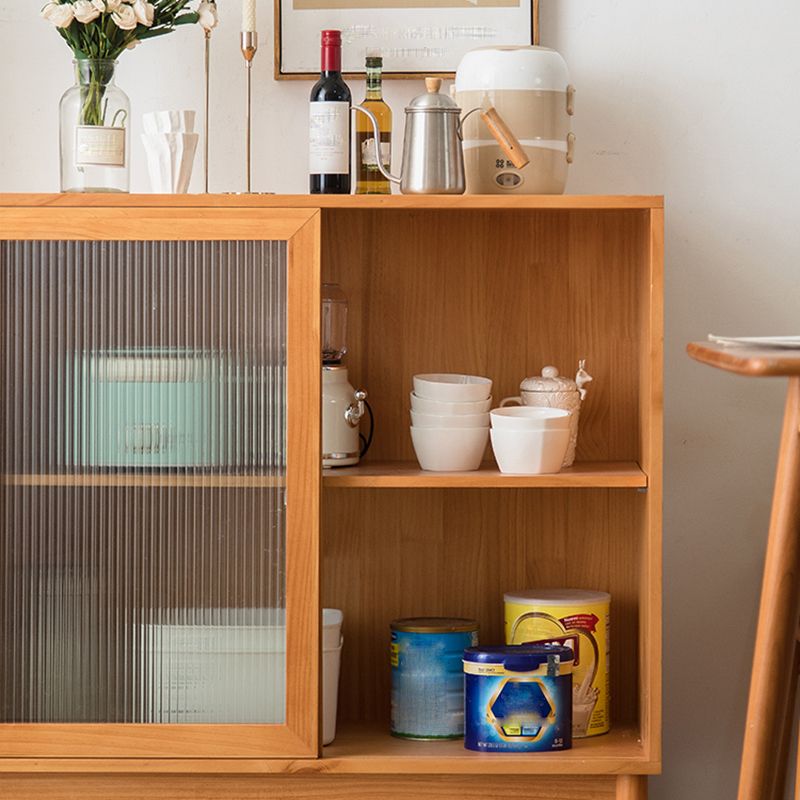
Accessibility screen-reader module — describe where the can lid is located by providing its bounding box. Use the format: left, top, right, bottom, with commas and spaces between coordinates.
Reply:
464, 644, 574, 670
391, 616, 478, 633
504, 589, 611, 607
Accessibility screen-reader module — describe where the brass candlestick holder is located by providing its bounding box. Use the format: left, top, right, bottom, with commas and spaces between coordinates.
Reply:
240, 31, 258, 193
204, 28, 212, 192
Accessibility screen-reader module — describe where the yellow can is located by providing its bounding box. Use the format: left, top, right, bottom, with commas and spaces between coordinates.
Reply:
504, 589, 610, 737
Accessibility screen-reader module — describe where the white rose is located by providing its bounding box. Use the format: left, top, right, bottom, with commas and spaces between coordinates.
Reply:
73, 0, 100, 22
197, 1, 218, 31
132, 0, 154, 26
105, 0, 122, 10
91, 0, 105, 10
41, 2, 75, 27
111, 3, 136, 28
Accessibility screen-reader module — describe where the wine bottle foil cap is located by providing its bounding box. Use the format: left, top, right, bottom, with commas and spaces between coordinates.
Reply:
321, 29, 341, 44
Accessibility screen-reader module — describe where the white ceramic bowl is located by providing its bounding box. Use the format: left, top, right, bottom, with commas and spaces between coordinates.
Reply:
490, 406, 571, 430
410, 410, 490, 429
413, 374, 492, 403
410, 426, 489, 472
410, 392, 493, 415
490, 427, 570, 474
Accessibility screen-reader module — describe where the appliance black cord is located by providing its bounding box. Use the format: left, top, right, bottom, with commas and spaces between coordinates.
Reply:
359, 399, 374, 458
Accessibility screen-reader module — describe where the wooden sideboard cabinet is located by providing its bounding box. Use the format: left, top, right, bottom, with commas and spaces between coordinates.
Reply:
0, 194, 662, 800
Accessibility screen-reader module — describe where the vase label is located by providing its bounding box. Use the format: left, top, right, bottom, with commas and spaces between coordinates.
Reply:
76, 126, 126, 168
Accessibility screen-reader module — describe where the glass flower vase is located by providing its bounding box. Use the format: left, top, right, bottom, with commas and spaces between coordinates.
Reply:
59, 59, 130, 193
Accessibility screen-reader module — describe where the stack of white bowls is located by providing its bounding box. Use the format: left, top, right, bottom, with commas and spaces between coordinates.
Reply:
410, 374, 492, 471
490, 407, 572, 474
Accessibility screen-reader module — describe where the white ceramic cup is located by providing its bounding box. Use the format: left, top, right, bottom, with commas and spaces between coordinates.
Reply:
490, 406, 571, 430
410, 392, 493, 415
410, 426, 489, 471
410, 410, 489, 429
490, 427, 570, 474
413, 374, 492, 403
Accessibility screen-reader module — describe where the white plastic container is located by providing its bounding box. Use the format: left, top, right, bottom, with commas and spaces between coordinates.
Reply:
142, 608, 343, 744
322, 608, 344, 746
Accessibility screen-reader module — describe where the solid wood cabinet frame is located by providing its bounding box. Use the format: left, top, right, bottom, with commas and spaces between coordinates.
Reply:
0, 195, 662, 800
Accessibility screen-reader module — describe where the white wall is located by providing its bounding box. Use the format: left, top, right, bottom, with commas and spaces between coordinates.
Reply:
2, 1, 800, 797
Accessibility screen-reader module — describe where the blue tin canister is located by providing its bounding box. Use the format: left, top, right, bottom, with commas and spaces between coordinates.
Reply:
390, 617, 479, 740
463, 644, 574, 752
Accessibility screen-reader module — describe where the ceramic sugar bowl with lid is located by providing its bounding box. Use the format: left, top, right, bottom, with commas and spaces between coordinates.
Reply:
500, 361, 592, 467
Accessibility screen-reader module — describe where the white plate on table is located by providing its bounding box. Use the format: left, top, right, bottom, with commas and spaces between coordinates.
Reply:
708, 334, 800, 349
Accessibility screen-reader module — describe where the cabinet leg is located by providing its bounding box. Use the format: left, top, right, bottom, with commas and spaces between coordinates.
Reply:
615, 775, 647, 799
738, 377, 800, 800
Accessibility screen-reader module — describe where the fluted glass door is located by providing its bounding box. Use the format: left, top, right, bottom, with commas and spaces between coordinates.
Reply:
0, 208, 320, 759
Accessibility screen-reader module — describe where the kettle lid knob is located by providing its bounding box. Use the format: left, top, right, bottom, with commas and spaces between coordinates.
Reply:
542, 365, 559, 378
425, 77, 443, 94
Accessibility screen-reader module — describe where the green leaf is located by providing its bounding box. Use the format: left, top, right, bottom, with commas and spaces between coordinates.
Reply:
173, 12, 200, 24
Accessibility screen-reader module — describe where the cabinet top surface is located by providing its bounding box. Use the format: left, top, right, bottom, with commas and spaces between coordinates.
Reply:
0, 193, 663, 210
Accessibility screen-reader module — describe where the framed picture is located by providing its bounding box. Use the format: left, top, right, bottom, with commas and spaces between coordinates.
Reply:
275, 0, 539, 79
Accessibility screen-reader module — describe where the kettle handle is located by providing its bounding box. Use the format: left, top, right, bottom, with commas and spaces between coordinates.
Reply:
351, 105, 401, 185
479, 107, 530, 170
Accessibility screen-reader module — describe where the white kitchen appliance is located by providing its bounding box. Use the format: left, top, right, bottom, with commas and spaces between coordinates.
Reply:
455, 46, 575, 194
322, 283, 370, 468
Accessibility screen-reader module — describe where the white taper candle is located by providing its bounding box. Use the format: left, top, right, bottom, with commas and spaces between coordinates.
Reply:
242, 0, 256, 32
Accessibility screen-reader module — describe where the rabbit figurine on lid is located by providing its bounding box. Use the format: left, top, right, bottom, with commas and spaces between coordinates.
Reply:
500, 361, 592, 467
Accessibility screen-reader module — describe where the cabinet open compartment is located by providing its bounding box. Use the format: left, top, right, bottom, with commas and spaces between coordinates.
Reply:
319, 204, 661, 775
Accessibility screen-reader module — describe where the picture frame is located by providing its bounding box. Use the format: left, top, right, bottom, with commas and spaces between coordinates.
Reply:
275, 0, 540, 79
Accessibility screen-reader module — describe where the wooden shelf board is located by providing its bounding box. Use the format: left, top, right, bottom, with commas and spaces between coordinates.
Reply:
319, 722, 656, 775
323, 461, 647, 489
2, 474, 284, 488
0, 724, 655, 776
0, 193, 663, 211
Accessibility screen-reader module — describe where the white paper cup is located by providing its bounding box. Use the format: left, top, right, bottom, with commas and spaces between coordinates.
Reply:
143, 109, 196, 134
142, 132, 199, 194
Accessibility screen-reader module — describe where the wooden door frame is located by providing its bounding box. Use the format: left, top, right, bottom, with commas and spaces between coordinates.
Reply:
0, 206, 321, 759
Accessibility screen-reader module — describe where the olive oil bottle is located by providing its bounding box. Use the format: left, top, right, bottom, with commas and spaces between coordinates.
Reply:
355, 56, 392, 194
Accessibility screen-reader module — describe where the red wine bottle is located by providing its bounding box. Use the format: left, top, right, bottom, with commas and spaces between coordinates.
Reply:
309, 30, 351, 194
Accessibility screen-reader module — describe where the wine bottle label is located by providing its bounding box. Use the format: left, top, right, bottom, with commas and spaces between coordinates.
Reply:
309, 101, 350, 175
361, 137, 391, 168
75, 126, 126, 168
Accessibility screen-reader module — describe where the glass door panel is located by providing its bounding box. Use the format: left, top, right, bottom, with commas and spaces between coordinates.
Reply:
0, 212, 319, 758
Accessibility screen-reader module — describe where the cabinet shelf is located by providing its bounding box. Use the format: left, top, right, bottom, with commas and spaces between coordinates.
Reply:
322, 461, 647, 489
320, 722, 656, 775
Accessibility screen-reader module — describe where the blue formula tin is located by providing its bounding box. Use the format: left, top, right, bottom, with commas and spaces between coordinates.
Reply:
390, 617, 479, 740
464, 645, 573, 752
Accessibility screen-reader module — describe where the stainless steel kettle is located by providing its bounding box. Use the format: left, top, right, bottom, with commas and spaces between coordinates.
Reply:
354, 77, 529, 195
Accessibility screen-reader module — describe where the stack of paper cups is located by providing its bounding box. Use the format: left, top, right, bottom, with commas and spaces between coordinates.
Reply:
142, 110, 199, 194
